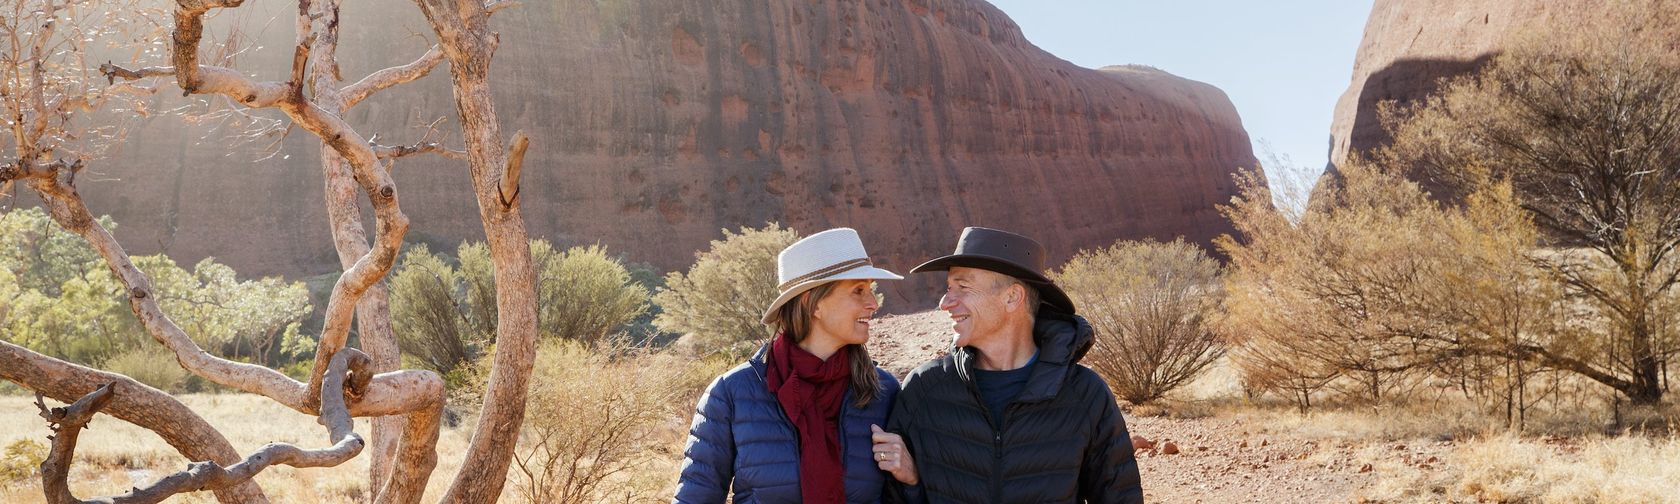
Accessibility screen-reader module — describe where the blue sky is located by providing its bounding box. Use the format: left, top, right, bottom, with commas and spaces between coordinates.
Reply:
985, 0, 1374, 195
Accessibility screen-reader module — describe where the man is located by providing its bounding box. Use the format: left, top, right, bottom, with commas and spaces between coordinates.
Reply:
872, 227, 1143, 503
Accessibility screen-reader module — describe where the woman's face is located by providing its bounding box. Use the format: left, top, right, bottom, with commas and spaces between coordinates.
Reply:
810, 279, 881, 348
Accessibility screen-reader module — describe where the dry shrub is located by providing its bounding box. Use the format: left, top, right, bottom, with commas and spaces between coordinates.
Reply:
101, 346, 189, 393
653, 224, 799, 358
1, 439, 47, 484
1378, 1, 1680, 405
512, 340, 679, 503
1053, 238, 1226, 405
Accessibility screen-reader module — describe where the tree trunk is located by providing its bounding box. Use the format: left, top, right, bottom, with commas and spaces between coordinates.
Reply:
410, 2, 539, 501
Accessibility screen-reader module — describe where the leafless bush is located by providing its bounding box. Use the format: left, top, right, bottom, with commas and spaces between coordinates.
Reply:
1053, 238, 1226, 404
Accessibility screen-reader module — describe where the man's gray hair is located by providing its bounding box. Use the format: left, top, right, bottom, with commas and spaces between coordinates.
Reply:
993, 274, 1040, 318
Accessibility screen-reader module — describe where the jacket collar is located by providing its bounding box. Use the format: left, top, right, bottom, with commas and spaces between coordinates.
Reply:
953, 308, 1093, 403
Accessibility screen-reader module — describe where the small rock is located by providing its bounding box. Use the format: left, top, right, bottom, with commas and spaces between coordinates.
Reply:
1130, 434, 1155, 451
1358, 463, 1373, 473
1239, 439, 1249, 448
1392, 444, 1407, 451
1161, 442, 1180, 455
1196, 445, 1208, 452
1426, 456, 1439, 463
1260, 438, 1269, 447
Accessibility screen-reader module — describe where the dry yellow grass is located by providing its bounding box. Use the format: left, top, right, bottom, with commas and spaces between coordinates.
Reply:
1355, 434, 1680, 504
0, 393, 478, 503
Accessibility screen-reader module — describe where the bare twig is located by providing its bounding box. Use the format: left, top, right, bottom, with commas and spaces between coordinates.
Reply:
374, 139, 467, 161
97, 62, 174, 84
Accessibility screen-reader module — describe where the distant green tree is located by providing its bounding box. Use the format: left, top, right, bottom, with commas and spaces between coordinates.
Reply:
0, 208, 313, 367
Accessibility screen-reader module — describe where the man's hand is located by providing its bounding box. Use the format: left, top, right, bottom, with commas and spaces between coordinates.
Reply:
871, 424, 918, 485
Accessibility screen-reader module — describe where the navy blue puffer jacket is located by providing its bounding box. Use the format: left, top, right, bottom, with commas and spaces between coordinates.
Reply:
673, 346, 900, 503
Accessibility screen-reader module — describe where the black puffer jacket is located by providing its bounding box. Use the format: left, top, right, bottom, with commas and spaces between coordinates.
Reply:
887, 310, 1143, 504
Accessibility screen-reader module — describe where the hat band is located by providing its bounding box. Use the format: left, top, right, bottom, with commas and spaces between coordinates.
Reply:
778, 258, 873, 291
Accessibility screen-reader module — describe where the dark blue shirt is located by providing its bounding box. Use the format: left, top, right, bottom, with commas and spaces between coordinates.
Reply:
972, 351, 1038, 427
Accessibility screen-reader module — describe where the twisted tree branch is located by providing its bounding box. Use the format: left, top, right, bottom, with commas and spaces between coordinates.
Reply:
36, 349, 368, 504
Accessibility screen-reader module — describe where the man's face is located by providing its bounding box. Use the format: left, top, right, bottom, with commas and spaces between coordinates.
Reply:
939, 267, 1014, 348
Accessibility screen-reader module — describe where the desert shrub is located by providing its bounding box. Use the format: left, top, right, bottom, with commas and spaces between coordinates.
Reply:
1219, 164, 1572, 418
1052, 238, 1226, 404
512, 340, 677, 503
391, 240, 650, 377
103, 346, 191, 393
456, 242, 499, 343
0, 439, 47, 484
653, 224, 799, 357
390, 244, 477, 375
535, 244, 650, 345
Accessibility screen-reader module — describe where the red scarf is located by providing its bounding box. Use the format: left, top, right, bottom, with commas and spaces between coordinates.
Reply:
766, 331, 851, 504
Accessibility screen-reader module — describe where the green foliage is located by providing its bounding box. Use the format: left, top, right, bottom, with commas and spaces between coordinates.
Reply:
0, 207, 113, 295
652, 223, 799, 357
1, 439, 48, 483
390, 244, 476, 374
456, 242, 499, 343
535, 244, 650, 345
1052, 238, 1226, 404
104, 346, 191, 393
388, 240, 650, 378
0, 207, 313, 368
146, 256, 314, 365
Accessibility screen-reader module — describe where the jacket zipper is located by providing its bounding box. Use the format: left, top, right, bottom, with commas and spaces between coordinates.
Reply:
961, 360, 1006, 504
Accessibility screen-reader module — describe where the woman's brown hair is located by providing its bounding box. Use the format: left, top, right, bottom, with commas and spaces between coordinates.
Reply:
768, 281, 882, 409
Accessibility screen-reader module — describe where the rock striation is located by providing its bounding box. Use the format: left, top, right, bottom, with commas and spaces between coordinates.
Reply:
55, 0, 1257, 309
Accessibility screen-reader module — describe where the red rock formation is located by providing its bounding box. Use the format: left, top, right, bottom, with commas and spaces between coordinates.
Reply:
1327, 0, 1614, 169
58, 0, 1256, 309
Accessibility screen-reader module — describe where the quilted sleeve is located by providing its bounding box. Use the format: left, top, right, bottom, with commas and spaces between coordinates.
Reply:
673, 374, 737, 504
1079, 369, 1143, 504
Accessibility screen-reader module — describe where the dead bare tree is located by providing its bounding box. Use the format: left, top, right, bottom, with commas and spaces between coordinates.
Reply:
3, 0, 535, 501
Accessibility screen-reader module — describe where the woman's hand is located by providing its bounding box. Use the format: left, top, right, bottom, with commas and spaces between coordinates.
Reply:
870, 424, 918, 485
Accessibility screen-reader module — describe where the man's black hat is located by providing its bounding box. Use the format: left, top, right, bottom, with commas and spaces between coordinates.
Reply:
910, 227, 1076, 314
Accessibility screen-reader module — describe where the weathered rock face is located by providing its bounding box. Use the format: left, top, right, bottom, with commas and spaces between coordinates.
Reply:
63, 0, 1256, 310
1327, 0, 1609, 169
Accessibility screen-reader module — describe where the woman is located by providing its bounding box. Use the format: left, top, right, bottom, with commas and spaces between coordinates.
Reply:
674, 228, 904, 503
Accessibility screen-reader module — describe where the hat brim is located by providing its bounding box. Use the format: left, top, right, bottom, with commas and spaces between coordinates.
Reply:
760, 266, 903, 324
909, 254, 1076, 315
